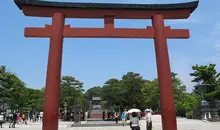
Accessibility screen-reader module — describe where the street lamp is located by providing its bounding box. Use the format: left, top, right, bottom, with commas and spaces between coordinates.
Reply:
194, 80, 210, 106
194, 80, 210, 120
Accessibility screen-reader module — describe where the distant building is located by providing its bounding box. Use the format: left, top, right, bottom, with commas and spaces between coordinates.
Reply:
92, 97, 101, 110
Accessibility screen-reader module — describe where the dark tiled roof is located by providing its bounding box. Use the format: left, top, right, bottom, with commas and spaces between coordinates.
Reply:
14, 0, 199, 13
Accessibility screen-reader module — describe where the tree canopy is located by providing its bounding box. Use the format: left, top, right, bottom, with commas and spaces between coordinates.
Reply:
1, 63, 220, 117
190, 64, 220, 101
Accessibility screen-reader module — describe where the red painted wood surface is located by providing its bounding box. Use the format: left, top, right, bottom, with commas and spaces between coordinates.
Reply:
25, 26, 189, 39
152, 14, 177, 130
42, 13, 65, 130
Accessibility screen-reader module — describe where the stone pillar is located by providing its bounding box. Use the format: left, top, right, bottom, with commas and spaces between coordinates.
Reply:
42, 13, 65, 130
204, 112, 207, 120
152, 14, 177, 130
208, 112, 211, 119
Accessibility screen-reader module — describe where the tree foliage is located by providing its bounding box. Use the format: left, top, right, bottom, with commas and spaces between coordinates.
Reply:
190, 64, 220, 101
0, 65, 44, 112
0, 65, 85, 112
4, 63, 219, 118
85, 86, 103, 101
60, 76, 84, 107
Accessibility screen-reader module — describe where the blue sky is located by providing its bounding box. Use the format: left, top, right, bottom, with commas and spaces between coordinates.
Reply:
0, 0, 219, 92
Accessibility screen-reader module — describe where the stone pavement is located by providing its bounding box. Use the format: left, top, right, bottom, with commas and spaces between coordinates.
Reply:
0, 115, 219, 130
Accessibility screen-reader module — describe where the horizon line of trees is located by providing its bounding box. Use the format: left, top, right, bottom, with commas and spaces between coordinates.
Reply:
0, 64, 220, 117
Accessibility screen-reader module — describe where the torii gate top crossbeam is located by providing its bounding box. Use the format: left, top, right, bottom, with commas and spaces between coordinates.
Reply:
15, 0, 199, 19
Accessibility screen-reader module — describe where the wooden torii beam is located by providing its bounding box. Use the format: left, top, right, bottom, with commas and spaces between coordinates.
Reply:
24, 15, 189, 39
25, 25, 189, 39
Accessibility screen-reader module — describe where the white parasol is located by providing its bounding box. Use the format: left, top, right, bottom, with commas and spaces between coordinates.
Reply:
145, 109, 151, 112
145, 109, 153, 113
127, 108, 141, 113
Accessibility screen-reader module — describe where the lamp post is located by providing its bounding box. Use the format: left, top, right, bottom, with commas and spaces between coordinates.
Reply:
193, 80, 210, 120
194, 80, 209, 105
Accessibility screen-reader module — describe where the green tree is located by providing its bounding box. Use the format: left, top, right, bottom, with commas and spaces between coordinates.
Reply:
0, 65, 26, 111
141, 72, 199, 116
102, 78, 122, 110
141, 79, 160, 111
121, 72, 145, 109
60, 76, 85, 107
85, 86, 103, 101
22, 88, 44, 111
190, 64, 220, 101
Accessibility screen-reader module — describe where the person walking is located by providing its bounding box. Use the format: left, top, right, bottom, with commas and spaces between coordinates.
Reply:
21, 113, 25, 124
40, 111, 43, 122
130, 112, 140, 130
0, 113, 4, 128
107, 111, 110, 121
25, 112, 28, 124
8, 113, 13, 128
36, 111, 39, 122
102, 111, 105, 120
17, 113, 21, 124
146, 110, 152, 130
114, 112, 119, 124
84, 111, 88, 121
32, 113, 36, 123
121, 112, 127, 126
11, 112, 17, 128
29, 111, 33, 123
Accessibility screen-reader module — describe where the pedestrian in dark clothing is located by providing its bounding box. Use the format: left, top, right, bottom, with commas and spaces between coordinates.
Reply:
29, 111, 33, 122
102, 111, 105, 120
107, 111, 110, 120
11, 113, 17, 128
8, 113, 13, 128
114, 112, 119, 124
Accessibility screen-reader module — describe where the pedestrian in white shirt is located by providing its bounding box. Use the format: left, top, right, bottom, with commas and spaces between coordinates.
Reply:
40, 111, 43, 122
145, 110, 152, 130
85, 111, 88, 121
0, 113, 4, 128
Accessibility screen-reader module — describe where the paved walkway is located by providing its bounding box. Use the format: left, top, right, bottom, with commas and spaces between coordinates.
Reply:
0, 115, 219, 130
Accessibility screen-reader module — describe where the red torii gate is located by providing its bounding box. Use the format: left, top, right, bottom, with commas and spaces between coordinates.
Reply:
14, 0, 199, 130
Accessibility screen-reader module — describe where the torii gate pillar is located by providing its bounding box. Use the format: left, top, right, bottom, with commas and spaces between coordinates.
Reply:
43, 13, 65, 130
152, 14, 177, 130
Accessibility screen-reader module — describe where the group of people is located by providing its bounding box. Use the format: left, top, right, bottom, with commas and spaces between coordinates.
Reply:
0, 112, 21, 128
101, 109, 152, 130
29, 111, 44, 123
0, 111, 44, 128
129, 110, 152, 130
102, 110, 127, 124
0, 112, 26, 128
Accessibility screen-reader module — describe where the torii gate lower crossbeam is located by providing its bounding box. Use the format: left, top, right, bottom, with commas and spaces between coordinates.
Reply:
25, 13, 189, 130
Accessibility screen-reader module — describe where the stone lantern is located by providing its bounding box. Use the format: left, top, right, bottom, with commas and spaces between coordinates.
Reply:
63, 103, 68, 121
193, 80, 210, 120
